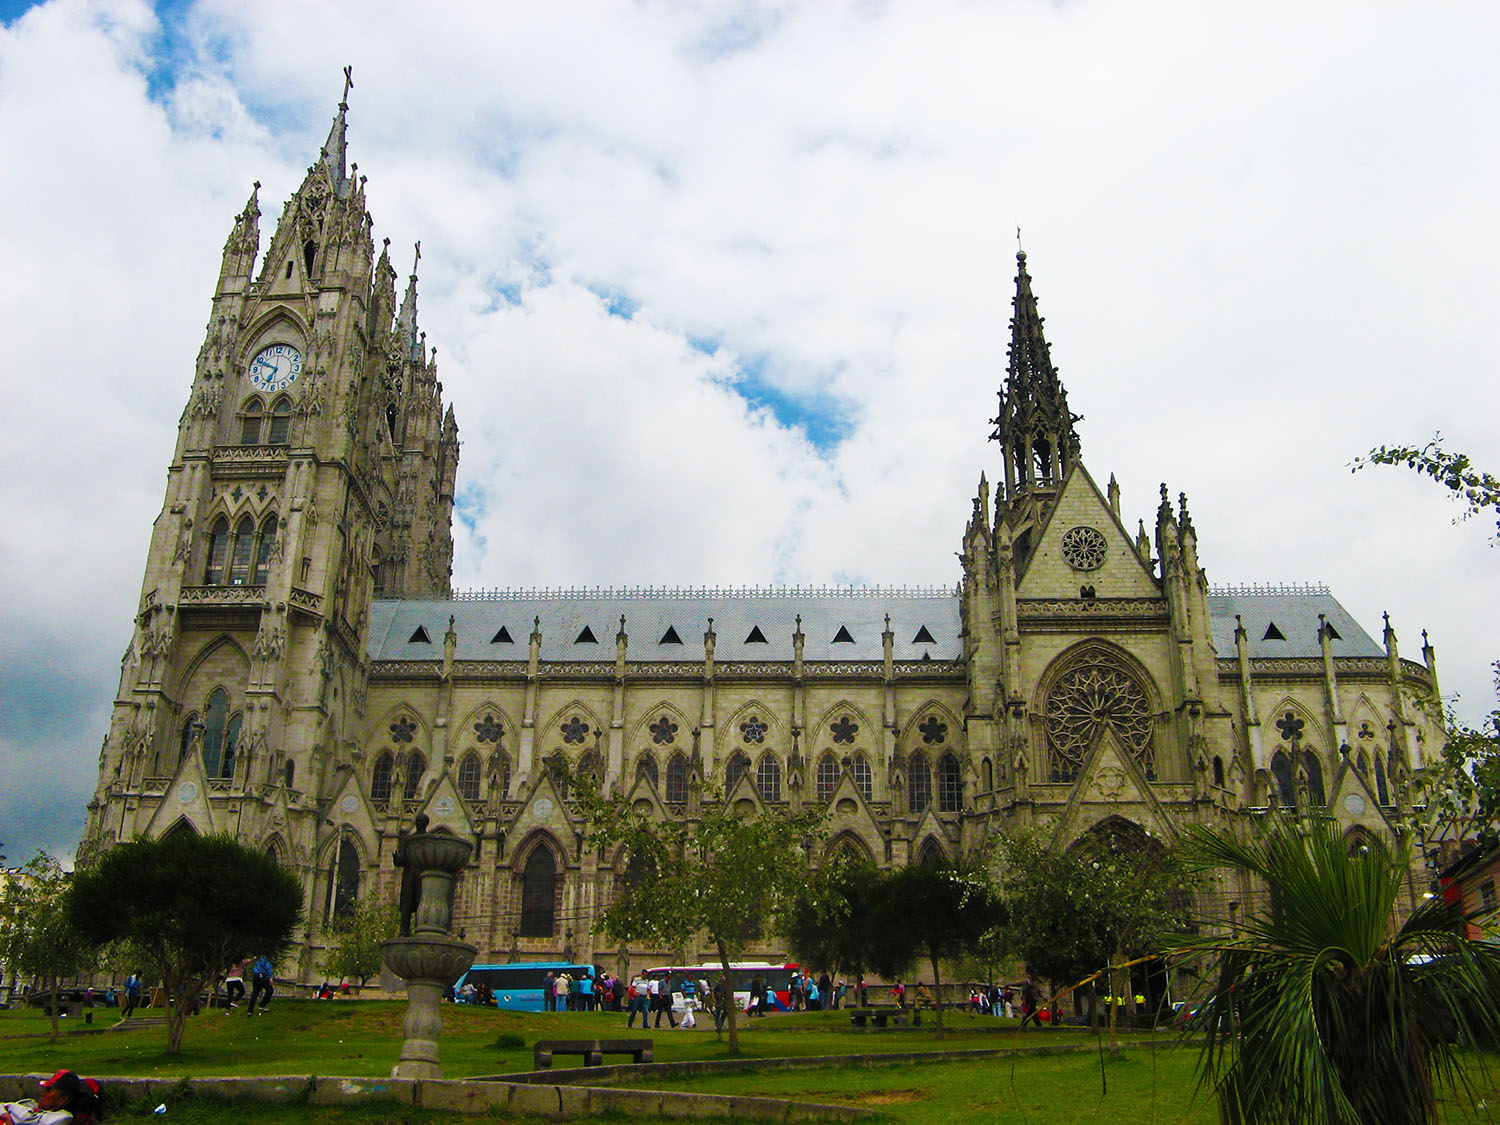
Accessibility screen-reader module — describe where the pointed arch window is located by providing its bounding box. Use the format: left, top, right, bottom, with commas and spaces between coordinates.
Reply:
1270, 750, 1295, 807
756, 753, 782, 803
981, 757, 994, 793
178, 714, 199, 767
917, 838, 946, 868
1303, 751, 1326, 807
283, 760, 295, 789
665, 752, 688, 804
726, 751, 750, 793
458, 752, 482, 802
491, 750, 512, 797
371, 751, 394, 805
201, 688, 230, 777
403, 751, 426, 801
937, 752, 962, 812
205, 518, 230, 584
519, 845, 558, 937
908, 751, 932, 814
253, 516, 278, 585
577, 749, 601, 788
324, 837, 360, 925
267, 397, 292, 445
229, 516, 256, 585
850, 753, 872, 801
816, 752, 840, 803
240, 399, 265, 445
1375, 752, 1389, 805
1212, 756, 1225, 788
635, 754, 658, 789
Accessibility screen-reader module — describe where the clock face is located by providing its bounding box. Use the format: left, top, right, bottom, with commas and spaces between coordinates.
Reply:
248, 344, 303, 393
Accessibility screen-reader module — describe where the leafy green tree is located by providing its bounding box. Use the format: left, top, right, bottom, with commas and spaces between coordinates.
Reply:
864, 860, 1005, 1038
0, 854, 92, 1041
1172, 814, 1500, 1125
781, 853, 883, 983
1353, 435, 1500, 540
323, 891, 397, 988
994, 822, 1193, 1045
69, 833, 303, 1053
567, 773, 825, 1052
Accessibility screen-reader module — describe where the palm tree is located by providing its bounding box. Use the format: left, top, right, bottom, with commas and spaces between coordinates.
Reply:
1173, 814, 1500, 1125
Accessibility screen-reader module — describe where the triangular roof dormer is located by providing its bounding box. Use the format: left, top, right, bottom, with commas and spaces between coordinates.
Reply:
1014, 464, 1160, 598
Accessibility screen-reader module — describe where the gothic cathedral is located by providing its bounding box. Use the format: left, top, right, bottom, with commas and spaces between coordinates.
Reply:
82, 92, 1444, 981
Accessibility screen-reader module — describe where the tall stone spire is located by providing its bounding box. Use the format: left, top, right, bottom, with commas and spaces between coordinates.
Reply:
990, 250, 1081, 500
318, 65, 354, 196
397, 241, 422, 361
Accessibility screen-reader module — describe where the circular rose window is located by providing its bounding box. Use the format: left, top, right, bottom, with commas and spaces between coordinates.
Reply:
1061, 526, 1107, 571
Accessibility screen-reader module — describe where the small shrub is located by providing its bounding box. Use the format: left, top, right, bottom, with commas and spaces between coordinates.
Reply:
492, 1031, 526, 1049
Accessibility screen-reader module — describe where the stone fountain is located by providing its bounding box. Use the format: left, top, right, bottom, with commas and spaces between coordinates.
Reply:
380, 817, 476, 1079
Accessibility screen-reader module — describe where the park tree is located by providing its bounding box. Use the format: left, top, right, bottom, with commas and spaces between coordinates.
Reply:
323, 890, 398, 988
1171, 813, 1500, 1125
567, 771, 825, 1051
0, 853, 92, 1041
69, 832, 303, 1053
864, 859, 1005, 1038
781, 853, 883, 985
1356, 436, 1500, 858
993, 820, 1193, 1047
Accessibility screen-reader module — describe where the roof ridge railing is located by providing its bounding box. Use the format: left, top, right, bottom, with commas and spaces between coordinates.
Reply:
443, 583, 961, 602
1208, 582, 1331, 597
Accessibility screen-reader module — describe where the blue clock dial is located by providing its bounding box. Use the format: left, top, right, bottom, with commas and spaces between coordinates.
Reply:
248, 344, 303, 393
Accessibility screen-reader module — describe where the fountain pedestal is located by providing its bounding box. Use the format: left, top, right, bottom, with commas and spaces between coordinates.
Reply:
381, 936, 477, 1079
381, 830, 476, 1079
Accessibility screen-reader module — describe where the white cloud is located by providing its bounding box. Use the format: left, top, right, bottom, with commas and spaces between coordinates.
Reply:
1, 0, 1496, 863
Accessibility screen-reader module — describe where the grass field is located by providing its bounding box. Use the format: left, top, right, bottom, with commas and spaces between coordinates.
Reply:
2, 1002, 1497, 1123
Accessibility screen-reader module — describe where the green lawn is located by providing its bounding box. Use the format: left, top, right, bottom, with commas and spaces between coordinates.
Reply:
2, 1003, 1497, 1123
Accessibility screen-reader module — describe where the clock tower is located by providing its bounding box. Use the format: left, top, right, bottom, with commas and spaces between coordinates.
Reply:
80, 77, 460, 907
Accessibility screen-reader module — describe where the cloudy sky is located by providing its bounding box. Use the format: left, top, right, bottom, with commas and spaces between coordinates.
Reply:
2, 0, 1496, 866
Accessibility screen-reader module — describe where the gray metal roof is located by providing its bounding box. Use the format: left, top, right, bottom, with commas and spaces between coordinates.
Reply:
1205, 587, 1384, 658
368, 585, 1385, 664
367, 587, 963, 663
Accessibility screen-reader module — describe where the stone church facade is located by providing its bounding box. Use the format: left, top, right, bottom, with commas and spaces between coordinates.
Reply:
81, 94, 1445, 981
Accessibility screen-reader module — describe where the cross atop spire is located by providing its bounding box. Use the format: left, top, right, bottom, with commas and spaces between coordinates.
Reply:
990, 250, 1081, 500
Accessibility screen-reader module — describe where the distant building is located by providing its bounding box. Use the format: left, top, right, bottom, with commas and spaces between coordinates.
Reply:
81, 90, 1445, 981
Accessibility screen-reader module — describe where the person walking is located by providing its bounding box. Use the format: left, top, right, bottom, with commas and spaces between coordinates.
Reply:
120, 973, 142, 1019
222, 960, 246, 1011
650, 974, 677, 1028
626, 974, 649, 1028
246, 954, 274, 1016
1018, 973, 1044, 1030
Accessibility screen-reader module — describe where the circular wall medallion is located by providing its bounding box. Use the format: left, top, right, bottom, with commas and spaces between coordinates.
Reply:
177, 782, 197, 804
340, 794, 359, 814
533, 797, 555, 819
1343, 792, 1366, 815
1061, 526, 1108, 571
432, 795, 455, 815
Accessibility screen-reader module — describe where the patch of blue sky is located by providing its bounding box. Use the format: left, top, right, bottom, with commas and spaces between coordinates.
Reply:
136, 0, 202, 105
455, 483, 488, 547
687, 333, 722, 357
587, 283, 638, 322
684, 2, 783, 63
0, 0, 46, 26
730, 353, 854, 454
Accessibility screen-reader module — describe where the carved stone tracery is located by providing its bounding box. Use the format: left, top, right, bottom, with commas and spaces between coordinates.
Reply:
1043, 645, 1154, 782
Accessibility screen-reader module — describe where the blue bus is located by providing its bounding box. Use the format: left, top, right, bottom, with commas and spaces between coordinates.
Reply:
454, 961, 596, 1011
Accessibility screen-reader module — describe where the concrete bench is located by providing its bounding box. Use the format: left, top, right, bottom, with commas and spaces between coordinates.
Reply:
533, 1038, 654, 1069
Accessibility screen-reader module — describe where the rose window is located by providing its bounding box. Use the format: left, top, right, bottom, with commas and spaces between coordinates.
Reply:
1044, 649, 1154, 781
561, 716, 589, 744
1060, 526, 1107, 571
474, 715, 504, 744
649, 716, 679, 744
830, 716, 858, 744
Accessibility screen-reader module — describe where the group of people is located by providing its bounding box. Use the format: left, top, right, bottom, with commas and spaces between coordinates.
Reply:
1, 1070, 105, 1125
540, 970, 598, 1011
220, 956, 276, 1015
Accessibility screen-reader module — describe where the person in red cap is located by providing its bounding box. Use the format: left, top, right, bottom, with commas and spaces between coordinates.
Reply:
0, 1069, 99, 1125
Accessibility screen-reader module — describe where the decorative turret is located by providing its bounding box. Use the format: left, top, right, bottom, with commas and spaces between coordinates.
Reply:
218, 181, 260, 292
990, 250, 1081, 503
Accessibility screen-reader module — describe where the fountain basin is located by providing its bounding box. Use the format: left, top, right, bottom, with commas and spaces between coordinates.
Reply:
381, 936, 477, 984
